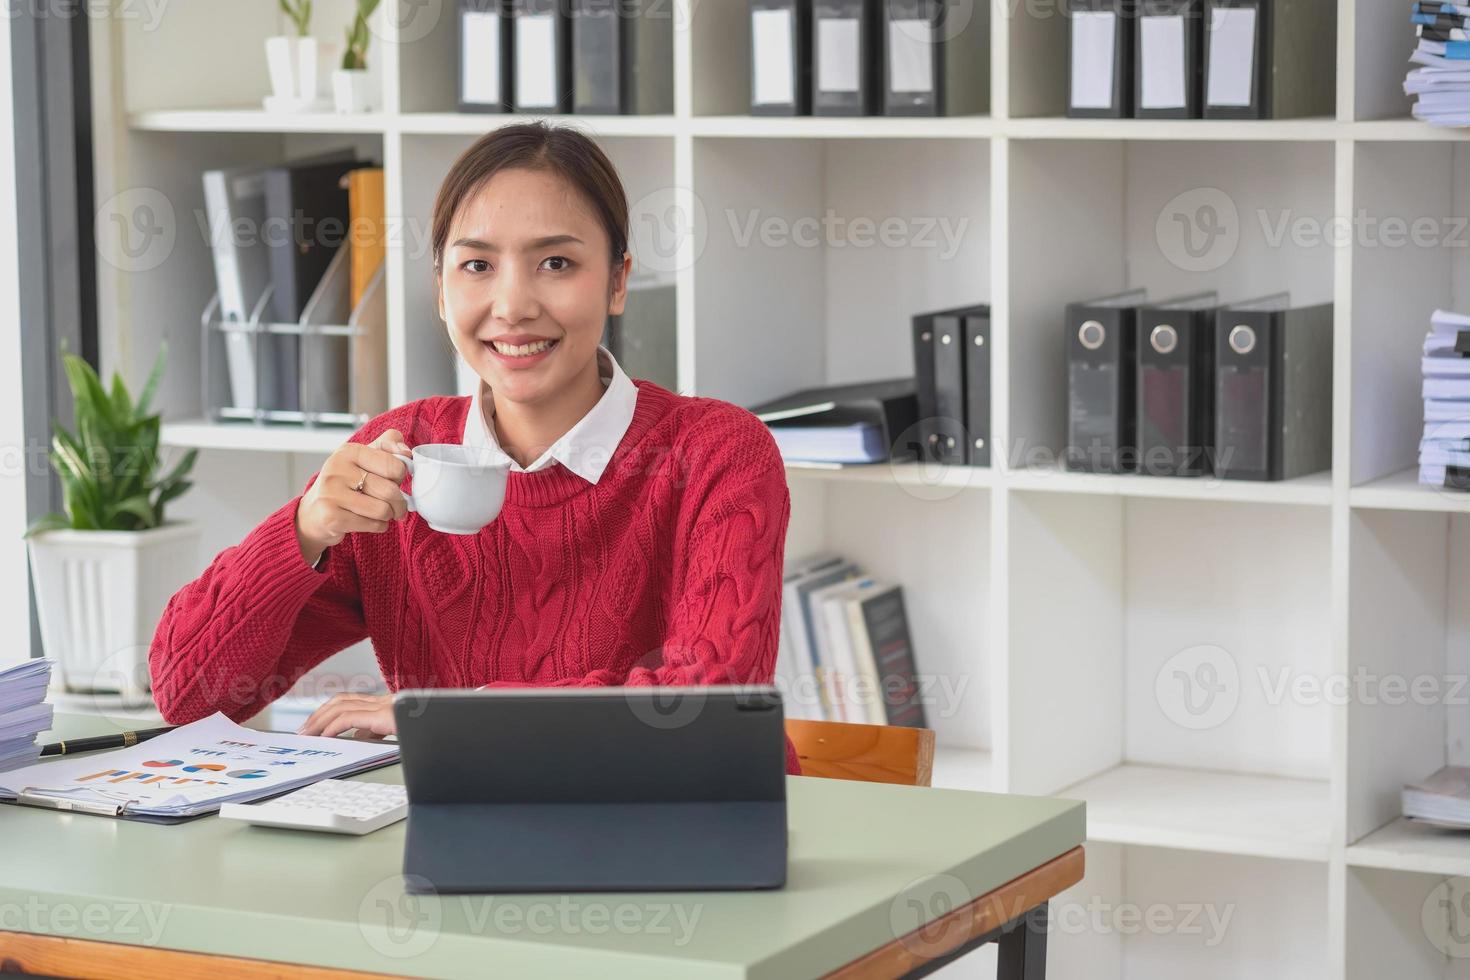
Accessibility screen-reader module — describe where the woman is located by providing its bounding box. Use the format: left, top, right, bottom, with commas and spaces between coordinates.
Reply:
148, 122, 800, 774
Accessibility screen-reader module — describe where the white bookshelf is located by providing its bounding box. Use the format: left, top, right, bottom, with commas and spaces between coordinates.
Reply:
86, 1, 1470, 977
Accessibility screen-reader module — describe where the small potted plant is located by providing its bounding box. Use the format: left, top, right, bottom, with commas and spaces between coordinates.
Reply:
24, 346, 200, 705
334, 0, 382, 113
265, 0, 320, 109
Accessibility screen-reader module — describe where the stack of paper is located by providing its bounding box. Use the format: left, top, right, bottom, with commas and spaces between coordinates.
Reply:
0, 711, 397, 819
1407, 2, 1470, 126
1420, 309, 1470, 486
0, 659, 54, 773
1404, 766, 1470, 827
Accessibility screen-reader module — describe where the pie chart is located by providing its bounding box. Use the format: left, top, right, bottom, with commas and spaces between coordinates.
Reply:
142, 759, 181, 768
181, 762, 227, 773
226, 769, 268, 779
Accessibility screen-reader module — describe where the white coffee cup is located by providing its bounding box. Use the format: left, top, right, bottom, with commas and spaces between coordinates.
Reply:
391, 444, 510, 535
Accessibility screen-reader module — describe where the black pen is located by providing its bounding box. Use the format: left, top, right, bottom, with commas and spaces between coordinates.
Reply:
38, 725, 177, 757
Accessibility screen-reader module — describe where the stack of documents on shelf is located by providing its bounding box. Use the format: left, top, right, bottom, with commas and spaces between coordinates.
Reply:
1404, 766, 1470, 828
776, 553, 927, 727
0, 659, 54, 773
1420, 309, 1470, 487
0, 711, 397, 821
747, 379, 919, 466
1407, 2, 1470, 126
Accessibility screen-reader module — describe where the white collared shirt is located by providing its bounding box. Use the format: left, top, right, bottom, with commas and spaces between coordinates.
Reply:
461, 344, 639, 485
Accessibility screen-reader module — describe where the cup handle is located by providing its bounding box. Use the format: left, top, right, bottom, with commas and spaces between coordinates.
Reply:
391, 453, 416, 513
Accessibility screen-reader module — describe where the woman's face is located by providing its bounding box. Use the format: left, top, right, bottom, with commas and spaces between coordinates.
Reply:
438, 167, 629, 407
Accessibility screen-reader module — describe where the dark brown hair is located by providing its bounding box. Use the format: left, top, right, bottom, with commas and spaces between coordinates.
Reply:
431, 122, 630, 283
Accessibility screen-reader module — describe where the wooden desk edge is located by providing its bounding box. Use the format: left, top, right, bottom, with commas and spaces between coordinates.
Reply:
0, 930, 407, 980
823, 845, 1086, 980
0, 846, 1085, 980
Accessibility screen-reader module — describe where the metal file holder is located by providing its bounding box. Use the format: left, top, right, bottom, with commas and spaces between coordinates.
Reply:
200, 244, 388, 429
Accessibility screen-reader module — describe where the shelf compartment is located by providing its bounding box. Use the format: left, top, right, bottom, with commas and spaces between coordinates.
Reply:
931, 745, 994, 792
160, 418, 346, 454
689, 116, 996, 139
1051, 843, 1330, 980
1006, 117, 1342, 142
784, 461, 991, 491
1059, 764, 1331, 861
1349, 818, 1470, 877
1352, 468, 1470, 513
129, 108, 391, 134
1007, 463, 1332, 506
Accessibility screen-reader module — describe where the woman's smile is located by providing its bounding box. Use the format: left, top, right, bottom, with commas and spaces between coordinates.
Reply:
482, 333, 562, 369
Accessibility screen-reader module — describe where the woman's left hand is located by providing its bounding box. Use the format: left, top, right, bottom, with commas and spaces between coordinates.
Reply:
296, 692, 396, 738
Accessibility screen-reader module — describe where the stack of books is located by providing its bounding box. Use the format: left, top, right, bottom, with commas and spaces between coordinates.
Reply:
775, 553, 926, 728
1419, 309, 1470, 487
1407, 2, 1470, 126
0, 659, 54, 773
1403, 766, 1470, 828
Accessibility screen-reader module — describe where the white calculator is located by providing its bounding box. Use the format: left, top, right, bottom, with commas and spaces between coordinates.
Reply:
219, 779, 408, 835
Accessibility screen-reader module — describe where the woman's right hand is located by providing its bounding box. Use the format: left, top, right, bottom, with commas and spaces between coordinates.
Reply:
294, 428, 413, 565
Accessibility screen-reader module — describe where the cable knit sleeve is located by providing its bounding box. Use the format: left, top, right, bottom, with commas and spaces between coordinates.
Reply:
481, 404, 802, 774
147, 408, 414, 725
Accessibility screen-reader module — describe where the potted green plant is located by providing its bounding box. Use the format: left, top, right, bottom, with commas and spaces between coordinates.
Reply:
333, 0, 382, 114
24, 346, 201, 705
265, 0, 323, 111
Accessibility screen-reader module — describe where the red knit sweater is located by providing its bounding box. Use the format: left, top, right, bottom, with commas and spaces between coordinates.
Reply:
147, 380, 801, 774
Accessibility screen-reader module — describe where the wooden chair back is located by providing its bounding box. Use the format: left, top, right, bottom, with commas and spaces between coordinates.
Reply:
785, 718, 935, 787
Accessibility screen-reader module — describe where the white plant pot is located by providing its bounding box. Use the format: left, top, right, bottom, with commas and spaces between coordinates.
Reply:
295, 36, 320, 101
264, 35, 298, 101
26, 521, 202, 706
332, 68, 376, 114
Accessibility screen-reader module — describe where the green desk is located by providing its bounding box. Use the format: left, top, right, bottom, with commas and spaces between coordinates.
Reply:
0, 714, 1084, 979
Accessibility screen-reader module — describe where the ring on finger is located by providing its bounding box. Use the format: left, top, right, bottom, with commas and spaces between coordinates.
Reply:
352, 469, 368, 493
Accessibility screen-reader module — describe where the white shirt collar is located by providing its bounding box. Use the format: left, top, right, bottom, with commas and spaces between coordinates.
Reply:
461, 345, 639, 485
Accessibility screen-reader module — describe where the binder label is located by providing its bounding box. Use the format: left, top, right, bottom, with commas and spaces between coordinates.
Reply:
1071, 11, 1117, 110
753, 8, 796, 104
1206, 5, 1256, 107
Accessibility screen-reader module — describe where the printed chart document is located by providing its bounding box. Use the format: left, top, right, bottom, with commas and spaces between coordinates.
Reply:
0, 712, 398, 820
